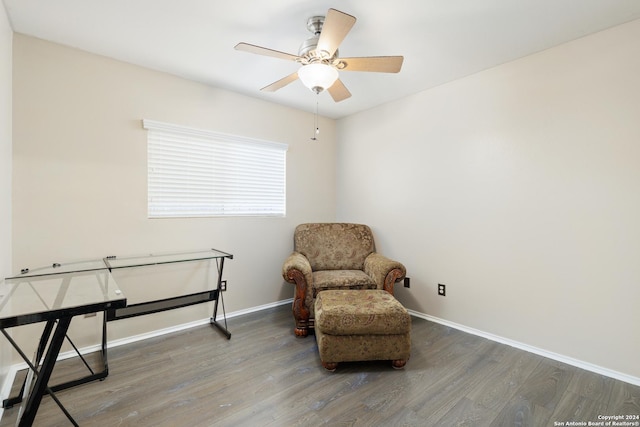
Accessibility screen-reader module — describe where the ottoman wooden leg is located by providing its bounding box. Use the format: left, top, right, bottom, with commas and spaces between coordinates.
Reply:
322, 361, 338, 372
392, 359, 407, 369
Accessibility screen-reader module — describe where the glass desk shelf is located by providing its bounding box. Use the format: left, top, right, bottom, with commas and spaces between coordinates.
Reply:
1, 268, 125, 328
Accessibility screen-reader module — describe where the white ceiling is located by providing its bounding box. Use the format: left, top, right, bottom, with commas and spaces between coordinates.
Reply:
3, 0, 640, 119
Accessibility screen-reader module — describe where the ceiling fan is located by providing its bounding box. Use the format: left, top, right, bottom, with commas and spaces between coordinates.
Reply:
234, 8, 404, 102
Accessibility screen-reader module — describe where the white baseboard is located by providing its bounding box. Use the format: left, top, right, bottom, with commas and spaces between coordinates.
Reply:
407, 309, 640, 387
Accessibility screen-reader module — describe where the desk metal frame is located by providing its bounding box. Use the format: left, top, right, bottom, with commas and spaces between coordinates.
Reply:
0, 267, 126, 426
1, 248, 233, 426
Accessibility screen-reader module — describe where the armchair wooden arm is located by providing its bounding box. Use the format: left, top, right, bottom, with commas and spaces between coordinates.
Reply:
282, 252, 313, 337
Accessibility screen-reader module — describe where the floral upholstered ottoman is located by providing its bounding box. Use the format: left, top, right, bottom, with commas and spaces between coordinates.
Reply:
314, 289, 411, 371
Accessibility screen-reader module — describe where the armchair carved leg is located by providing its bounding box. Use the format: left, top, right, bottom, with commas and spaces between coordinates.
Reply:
392, 359, 407, 369
287, 269, 310, 338
292, 302, 310, 337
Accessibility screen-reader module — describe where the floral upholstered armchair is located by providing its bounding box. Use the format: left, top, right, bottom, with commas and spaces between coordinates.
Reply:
282, 223, 406, 337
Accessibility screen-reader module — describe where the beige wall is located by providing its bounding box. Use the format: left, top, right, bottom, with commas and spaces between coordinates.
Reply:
0, 2, 12, 391
11, 34, 336, 356
337, 19, 640, 379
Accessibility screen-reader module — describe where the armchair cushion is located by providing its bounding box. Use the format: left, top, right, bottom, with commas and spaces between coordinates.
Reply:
312, 270, 376, 295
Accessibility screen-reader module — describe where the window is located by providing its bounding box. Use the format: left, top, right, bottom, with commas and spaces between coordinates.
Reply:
143, 119, 287, 218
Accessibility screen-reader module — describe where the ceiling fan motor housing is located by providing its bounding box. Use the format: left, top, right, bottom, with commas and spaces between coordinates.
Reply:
299, 35, 320, 57
299, 36, 338, 62
299, 15, 337, 64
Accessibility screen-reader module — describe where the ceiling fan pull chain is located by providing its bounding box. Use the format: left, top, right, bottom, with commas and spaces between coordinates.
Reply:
311, 98, 320, 141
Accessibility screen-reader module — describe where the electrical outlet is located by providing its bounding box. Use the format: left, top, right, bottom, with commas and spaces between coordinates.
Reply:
438, 283, 446, 296
221, 280, 227, 292
404, 277, 410, 288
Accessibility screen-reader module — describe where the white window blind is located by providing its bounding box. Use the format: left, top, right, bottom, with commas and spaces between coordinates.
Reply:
143, 120, 287, 218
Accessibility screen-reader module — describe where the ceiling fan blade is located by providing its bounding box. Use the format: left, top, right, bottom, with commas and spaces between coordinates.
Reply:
328, 79, 351, 102
339, 56, 404, 73
234, 42, 299, 62
261, 72, 299, 92
317, 9, 356, 58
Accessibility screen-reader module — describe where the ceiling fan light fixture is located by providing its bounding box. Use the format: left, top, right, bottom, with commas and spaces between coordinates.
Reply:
298, 63, 338, 94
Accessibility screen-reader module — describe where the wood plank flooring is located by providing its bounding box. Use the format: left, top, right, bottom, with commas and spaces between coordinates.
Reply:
2, 304, 639, 426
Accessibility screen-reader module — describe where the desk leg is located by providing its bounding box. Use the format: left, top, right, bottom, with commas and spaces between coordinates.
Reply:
211, 290, 231, 339
19, 316, 72, 427
2, 320, 56, 409
210, 257, 231, 339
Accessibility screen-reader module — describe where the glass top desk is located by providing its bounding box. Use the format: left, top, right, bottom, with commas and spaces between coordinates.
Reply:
1, 248, 232, 426
0, 263, 126, 426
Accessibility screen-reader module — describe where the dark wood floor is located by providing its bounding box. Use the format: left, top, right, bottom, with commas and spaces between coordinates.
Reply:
2, 304, 639, 426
